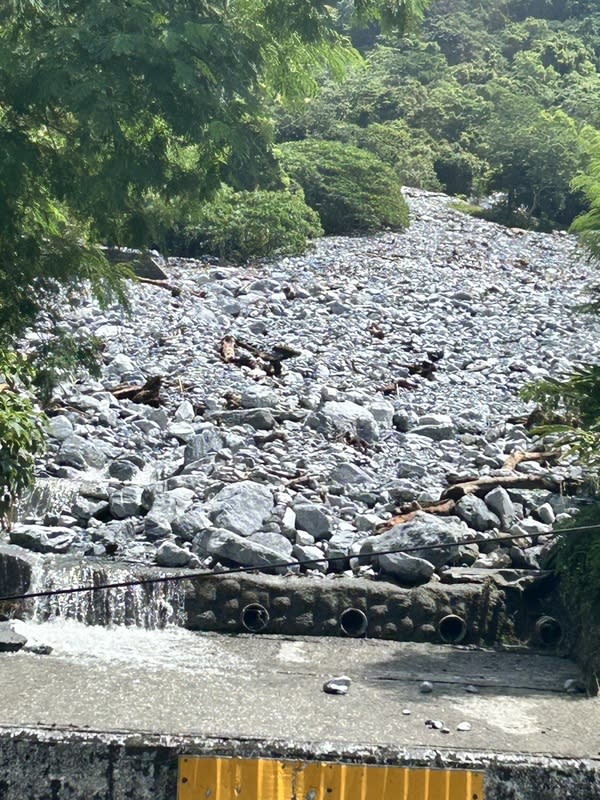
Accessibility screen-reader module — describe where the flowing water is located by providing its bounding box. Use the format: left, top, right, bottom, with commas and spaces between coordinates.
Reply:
28, 558, 186, 629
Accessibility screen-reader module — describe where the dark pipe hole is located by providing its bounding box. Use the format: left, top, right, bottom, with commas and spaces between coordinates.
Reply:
241, 603, 269, 633
438, 614, 467, 644
340, 607, 368, 637
537, 617, 562, 646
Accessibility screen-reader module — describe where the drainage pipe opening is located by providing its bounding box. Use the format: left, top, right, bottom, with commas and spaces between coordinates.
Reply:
241, 603, 270, 633
535, 616, 563, 647
438, 614, 467, 644
340, 607, 368, 638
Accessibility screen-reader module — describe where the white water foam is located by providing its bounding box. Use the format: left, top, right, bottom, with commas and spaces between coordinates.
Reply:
29, 559, 186, 629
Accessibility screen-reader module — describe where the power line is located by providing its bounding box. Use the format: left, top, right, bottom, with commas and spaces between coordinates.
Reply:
0, 522, 599, 605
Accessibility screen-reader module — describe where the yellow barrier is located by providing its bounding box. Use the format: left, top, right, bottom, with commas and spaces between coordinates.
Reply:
178, 756, 485, 799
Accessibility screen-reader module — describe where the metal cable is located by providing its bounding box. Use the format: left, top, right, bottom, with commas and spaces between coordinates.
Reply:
0, 521, 598, 604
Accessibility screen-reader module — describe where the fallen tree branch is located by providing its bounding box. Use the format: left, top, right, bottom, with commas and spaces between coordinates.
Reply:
111, 376, 162, 407
502, 450, 560, 471
137, 277, 181, 296
441, 473, 568, 502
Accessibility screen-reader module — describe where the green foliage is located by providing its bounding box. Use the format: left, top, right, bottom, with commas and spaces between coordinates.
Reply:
173, 186, 323, 262
544, 503, 600, 691
521, 364, 600, 465
572, 127, 600, 261
0, 0, 430, 512
279, 138, 410, 234
483, 102, 585, 225
277, 0, 600, 229
0, 351, 46, 525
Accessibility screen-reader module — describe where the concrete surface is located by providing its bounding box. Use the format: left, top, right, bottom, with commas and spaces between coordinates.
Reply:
0, 621, 598, 759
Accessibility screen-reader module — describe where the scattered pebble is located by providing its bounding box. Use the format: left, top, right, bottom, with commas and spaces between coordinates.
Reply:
419, 681, 434, 694
456, 721, 472, 731
323, 675, 352, 695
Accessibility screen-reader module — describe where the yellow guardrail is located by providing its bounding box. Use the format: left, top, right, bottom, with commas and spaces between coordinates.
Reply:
178, 756, 485, 799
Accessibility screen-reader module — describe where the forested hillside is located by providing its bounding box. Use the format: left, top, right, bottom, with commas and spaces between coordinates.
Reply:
278, 0, 600, 231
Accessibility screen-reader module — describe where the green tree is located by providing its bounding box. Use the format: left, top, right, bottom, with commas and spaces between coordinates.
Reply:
0, 0, 430, 517
279, 138, 410, 234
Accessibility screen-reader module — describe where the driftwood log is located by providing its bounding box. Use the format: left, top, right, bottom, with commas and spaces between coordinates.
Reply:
111, 376, 162, 407
378, 450, 570, 531
137, 277, 181, 296
219, 336, 300, 377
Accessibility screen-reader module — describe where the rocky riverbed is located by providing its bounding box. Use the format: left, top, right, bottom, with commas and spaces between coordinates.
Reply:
6, 189, 600, 591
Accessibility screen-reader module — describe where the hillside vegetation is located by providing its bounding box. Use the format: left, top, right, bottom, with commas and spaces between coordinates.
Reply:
278, 0, 600, 231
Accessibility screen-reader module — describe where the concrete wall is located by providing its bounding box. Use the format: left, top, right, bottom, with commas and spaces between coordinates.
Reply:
0, 727, 598, 800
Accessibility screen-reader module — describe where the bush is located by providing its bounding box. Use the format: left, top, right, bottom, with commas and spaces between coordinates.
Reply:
0, 351, 46, 527
278, 139, 410, 235
544, 504, 600, 692
173, 186, 322, 263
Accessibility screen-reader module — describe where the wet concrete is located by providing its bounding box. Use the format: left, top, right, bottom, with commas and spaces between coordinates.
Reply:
0, 621, 598, 759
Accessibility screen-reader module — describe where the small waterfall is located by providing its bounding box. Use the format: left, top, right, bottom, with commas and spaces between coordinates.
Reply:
17, 477, 81, 522
29, 559, 186, 630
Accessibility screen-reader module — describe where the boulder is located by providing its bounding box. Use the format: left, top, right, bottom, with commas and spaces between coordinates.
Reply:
329, 463, 375, 486
378, 552, 435, 585
204, 528, 297, 574
207, 480, 273, 536
109, 486, 145, 519
360, 512, 471, 569
306, 400, 379, 443
9, 525, 80, 554
294, 503, 331, 540
183, 428, 243, 464
172, 510, 212, 542
456, 495, 501, 532
57, 435, 107, 470
155, 541, 192, 568
0, 622, 27, 653
484, 486, 517, 529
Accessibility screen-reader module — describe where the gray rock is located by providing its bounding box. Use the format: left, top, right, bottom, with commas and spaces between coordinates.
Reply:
172, 509, 212, 541
536, 502, 556, 524
207, 480, 273, 536
144, 515, 172, 540
484, 486, 517, 528
47, 415, 74, 441
0, 622, 27, 652
247, 531, 293, 559
109, 486, 144, 519
360, 512, 471, 569
9, 525, 80, 554
57, 435, 106, 470
456, 495, 501, 532
410, 421, 455, 441
328, 529, 361, 569
293, 543, 327, 572
378, 552, 435, 584
174, 399, 195, 422
204, 528, 297, 574
167, 421, 196, 442
155, 540, 192, 567
329, 463, 375, 486
109, 460, 139, 481
294, 503, 331, 540
306, 400, 379, 443
367, 399, 395, 428
240, 387, 279, 409
184, 428, 242, 464
210, 409, 276, 431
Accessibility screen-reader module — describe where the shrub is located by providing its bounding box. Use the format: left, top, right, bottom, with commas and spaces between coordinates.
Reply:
543, 504, 600, 692
278, 139, 410, 235
0, 351, 46, 527
173, 186, 322, 263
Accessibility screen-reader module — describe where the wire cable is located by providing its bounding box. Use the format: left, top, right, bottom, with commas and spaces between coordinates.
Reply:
1, 521, 599, 604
